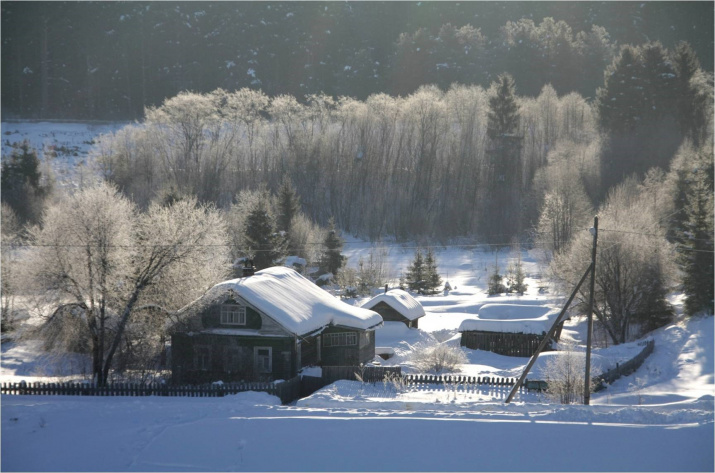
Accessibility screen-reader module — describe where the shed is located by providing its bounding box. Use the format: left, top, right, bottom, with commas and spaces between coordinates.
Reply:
361, 289, 426, 328
458, 304, 564, 357
170, 267, 383, 384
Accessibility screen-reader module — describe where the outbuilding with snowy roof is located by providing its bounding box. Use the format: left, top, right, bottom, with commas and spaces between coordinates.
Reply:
170, 267, 383, 384
458, 304, 565, 357
361, 289, 426, 328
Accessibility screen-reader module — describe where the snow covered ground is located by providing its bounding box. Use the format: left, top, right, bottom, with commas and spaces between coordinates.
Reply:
1, 120, 127, 188
1, 122, 713, 471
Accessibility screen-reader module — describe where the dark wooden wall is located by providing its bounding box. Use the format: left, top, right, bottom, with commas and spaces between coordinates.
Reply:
171, 333, 296, 384
460, 331, 548, 357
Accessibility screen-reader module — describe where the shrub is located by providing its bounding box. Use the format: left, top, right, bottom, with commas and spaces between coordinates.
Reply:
409, 342, 467, 373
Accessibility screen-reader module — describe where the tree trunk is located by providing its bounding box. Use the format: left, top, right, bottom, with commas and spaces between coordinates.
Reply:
101, 287, 142, 384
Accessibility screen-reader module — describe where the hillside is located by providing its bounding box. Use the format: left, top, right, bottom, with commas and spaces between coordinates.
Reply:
2, 1, 712, 120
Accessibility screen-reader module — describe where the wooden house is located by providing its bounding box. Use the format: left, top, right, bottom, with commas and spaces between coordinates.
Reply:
361, 289, 426, 328
458, 304, 564, 357
170, 267, 383, 384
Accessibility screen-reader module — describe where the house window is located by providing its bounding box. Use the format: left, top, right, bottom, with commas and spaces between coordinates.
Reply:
194, 345, 211, 371
254, 347, 272, 373
221, 304, 246, 325
323, 332, 357, 347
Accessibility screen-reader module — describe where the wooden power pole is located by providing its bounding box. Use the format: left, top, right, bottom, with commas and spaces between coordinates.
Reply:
584, 216, 599, 405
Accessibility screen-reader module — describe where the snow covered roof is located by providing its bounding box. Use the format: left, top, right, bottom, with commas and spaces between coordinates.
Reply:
202, 267, 383, 336
361, 289, 426, 321
458, 304, 561, 335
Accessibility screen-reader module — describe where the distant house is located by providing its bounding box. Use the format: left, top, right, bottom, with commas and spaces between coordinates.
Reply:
458, 304, 564, 357
170, 267, 383, 384
361, 289, 426, 328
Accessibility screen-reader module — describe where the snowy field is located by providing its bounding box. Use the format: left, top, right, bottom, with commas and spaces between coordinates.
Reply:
1, 121, 714, 471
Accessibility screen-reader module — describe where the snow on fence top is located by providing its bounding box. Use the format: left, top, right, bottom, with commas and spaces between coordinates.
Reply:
458, 304, 560, 335
361, 289, 426, 321
208, 266, 383, 335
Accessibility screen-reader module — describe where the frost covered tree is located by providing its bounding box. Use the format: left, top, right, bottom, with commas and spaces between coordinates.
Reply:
552, 179, 675, 344
28, 183, 229, 384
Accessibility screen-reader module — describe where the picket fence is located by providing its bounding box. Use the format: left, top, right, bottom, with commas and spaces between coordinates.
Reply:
1, 376, 301, 404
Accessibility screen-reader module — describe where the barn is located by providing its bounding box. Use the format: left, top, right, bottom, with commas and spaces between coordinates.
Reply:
361, 289, 426, 328
170, 266, 383, 384
458, 304, 565, 357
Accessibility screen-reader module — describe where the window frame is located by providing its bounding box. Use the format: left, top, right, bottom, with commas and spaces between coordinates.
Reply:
323, 332, 358, 347
194, 345, 211, 371
254, 346, 272, 373
220, 304, 247, 326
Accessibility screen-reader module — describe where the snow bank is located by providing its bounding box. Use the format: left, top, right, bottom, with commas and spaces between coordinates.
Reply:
207, 267, 383, 335
361, 289, 426, 321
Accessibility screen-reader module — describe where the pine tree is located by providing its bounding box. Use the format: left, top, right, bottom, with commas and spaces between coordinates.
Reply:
319, 217, 345, 276
405, 249, 426, 294
244, 196, 286, 270
424, 248, 443, 295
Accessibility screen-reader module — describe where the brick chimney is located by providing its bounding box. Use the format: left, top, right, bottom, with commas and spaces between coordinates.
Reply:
242, 259, 256, 278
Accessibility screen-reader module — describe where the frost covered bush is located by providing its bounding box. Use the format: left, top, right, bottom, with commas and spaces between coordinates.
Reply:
409, 342, 467, 373
543, 341, 598, 404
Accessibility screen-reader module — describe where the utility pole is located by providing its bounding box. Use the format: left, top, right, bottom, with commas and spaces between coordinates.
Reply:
584, 216, 599, 405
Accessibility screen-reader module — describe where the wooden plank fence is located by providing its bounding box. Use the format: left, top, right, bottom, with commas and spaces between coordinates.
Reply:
593, 339, 655, 391
1, 376, 301, 404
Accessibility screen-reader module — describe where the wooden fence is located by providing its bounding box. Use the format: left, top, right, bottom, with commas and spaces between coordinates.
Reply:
1, 376, 301, 404
593, 339, 655, 391
322, 366, 535, 394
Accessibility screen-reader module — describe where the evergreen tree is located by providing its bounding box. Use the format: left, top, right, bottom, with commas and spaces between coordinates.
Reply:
244, 196, 286, 270
506, 259, 528, 294
677, 145, 715, 316
405, 249, 426, 294
673, 41, 711, 146
319, 217, 345, 276
277, 176, 301, 233
485, 73, 522, 242
488, 265, 507, 296
0, 141, 49, 225
424, 248, 443, 295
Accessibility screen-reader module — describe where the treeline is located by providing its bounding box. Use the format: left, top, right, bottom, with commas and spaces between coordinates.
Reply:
2, 1, 712, 120
93, 38, 711, 243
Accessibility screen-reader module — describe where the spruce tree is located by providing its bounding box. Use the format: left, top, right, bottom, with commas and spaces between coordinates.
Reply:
405, 249, 426, 294
320, 217, 345, 276
244, 196, 286, 270
485, 73, 522, 242
277, 176, 300, 233
0, 141, 49, 225
678, 146, 715, 316
424, 248, 443, 295
673, 41, 709, 146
